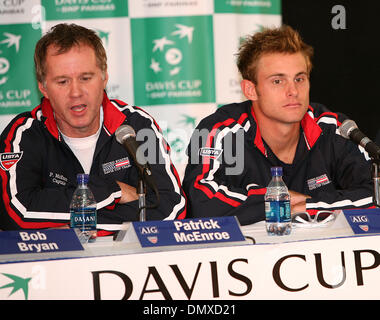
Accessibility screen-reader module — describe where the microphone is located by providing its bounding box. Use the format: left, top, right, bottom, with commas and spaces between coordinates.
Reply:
339, 119, 380, 159
115, 125, 158, 192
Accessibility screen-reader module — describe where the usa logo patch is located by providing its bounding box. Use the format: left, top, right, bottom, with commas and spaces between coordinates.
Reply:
307, 174, 330, 190
0, 152, 23, 171
199, 147, 223, 160
102, 157, 131, 174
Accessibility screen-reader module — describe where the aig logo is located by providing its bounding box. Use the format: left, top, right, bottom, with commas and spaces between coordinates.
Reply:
139, 226, 158, 234
350, 215, 368, 223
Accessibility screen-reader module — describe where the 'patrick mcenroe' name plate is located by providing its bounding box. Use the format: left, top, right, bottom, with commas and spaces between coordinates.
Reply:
124, 216, 246, 248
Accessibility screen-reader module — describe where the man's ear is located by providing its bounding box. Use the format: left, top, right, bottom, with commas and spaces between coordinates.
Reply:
241, 79, 258, 101
38, 81, 49, 99
102, 71, 109, 89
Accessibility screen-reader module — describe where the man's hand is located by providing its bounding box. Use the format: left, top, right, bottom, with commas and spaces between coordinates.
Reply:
289, 190, 311, 214
116, 181, 139, 204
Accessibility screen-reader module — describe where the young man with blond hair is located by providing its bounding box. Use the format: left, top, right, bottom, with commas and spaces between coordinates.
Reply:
183, 25, 373, 225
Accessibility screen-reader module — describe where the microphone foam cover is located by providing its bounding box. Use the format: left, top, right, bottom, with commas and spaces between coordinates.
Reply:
115, 125, 136, 144
339, 119, 358, 139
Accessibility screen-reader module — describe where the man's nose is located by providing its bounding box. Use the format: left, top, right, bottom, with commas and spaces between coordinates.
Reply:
286, 81, 298, 97
69, 80, 83, 97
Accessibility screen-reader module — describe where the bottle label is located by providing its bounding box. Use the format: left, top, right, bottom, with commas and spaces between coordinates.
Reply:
70, 207, 97, 231
265, 200, 291, 223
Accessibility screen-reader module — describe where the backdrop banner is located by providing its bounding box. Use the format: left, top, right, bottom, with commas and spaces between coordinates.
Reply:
0, 0, 282, 179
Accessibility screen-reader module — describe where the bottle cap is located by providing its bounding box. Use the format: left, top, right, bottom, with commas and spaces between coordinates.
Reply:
270, 166, 283, 176
77, 173, 89, 184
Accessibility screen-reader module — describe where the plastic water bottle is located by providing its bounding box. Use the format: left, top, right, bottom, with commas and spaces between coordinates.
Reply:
70, 173, 97, 243
265, 167, 291, 236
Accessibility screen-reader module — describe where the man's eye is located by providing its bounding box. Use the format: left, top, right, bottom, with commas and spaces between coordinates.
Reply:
273, 79, 282, 85
57, 80, 67, 85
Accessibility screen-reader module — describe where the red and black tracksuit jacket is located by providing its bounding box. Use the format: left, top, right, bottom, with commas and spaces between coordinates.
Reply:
183, 100, 374, 226
0, 92, 186, 231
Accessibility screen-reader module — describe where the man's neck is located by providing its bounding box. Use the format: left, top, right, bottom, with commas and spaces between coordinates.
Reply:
258, 118, 301, 165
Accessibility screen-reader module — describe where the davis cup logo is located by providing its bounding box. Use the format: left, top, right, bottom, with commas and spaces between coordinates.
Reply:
150, 24, 193, 77
0, 32, 21, 86
0, 57, 10, 86
131, 16, 215, 105
0, 24, 41, 114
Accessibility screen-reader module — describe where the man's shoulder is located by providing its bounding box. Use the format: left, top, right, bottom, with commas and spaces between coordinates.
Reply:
0, 110, 36, 133
0, 109, 46, 148
309, 102, 349, 137
108, 98, 161, 131
310, 102, 348, 123
196, 100, 252, 129
109, 99, 149, 117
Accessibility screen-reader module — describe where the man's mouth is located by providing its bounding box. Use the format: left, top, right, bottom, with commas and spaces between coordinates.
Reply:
283, 102, 302, 108
71, 104, 87, 112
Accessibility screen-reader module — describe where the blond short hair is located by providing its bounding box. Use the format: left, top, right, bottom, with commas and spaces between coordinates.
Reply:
237, 25, 314, 83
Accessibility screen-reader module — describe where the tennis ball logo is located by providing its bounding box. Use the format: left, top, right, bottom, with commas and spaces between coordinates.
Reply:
150, 24, 194, 77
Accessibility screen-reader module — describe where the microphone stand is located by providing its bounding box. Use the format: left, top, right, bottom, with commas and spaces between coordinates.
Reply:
137, 165, 160, 222
373, 159, 380, 207
137, 174, 147, 222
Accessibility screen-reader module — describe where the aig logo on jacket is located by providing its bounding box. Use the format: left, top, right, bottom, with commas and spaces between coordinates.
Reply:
0, 152, 23, 171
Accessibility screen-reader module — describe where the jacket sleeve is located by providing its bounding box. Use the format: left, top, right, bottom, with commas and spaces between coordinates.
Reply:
94, 106, 187, 231
306, 131, 374, 211
0, 116, 71, 230
182, 116, 266, 226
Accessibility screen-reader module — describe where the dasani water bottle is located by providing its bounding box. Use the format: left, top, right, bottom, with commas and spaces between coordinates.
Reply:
265, 167, 291, 236
70, 173, 97, 243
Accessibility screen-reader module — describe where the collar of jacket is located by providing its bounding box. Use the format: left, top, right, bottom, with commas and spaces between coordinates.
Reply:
37, 91, 126, 140
250, 103, 322, 156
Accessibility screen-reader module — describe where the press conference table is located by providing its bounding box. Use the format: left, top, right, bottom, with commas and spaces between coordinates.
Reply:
1, 212, 379, 300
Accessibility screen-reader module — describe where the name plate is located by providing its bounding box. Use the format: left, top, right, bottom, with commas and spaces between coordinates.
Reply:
0, 229, 84, 255
129, 216, 246, 248
343, 208, 380, 234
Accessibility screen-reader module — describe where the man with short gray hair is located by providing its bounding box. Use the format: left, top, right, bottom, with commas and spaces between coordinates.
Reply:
0, 23, 186, 232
